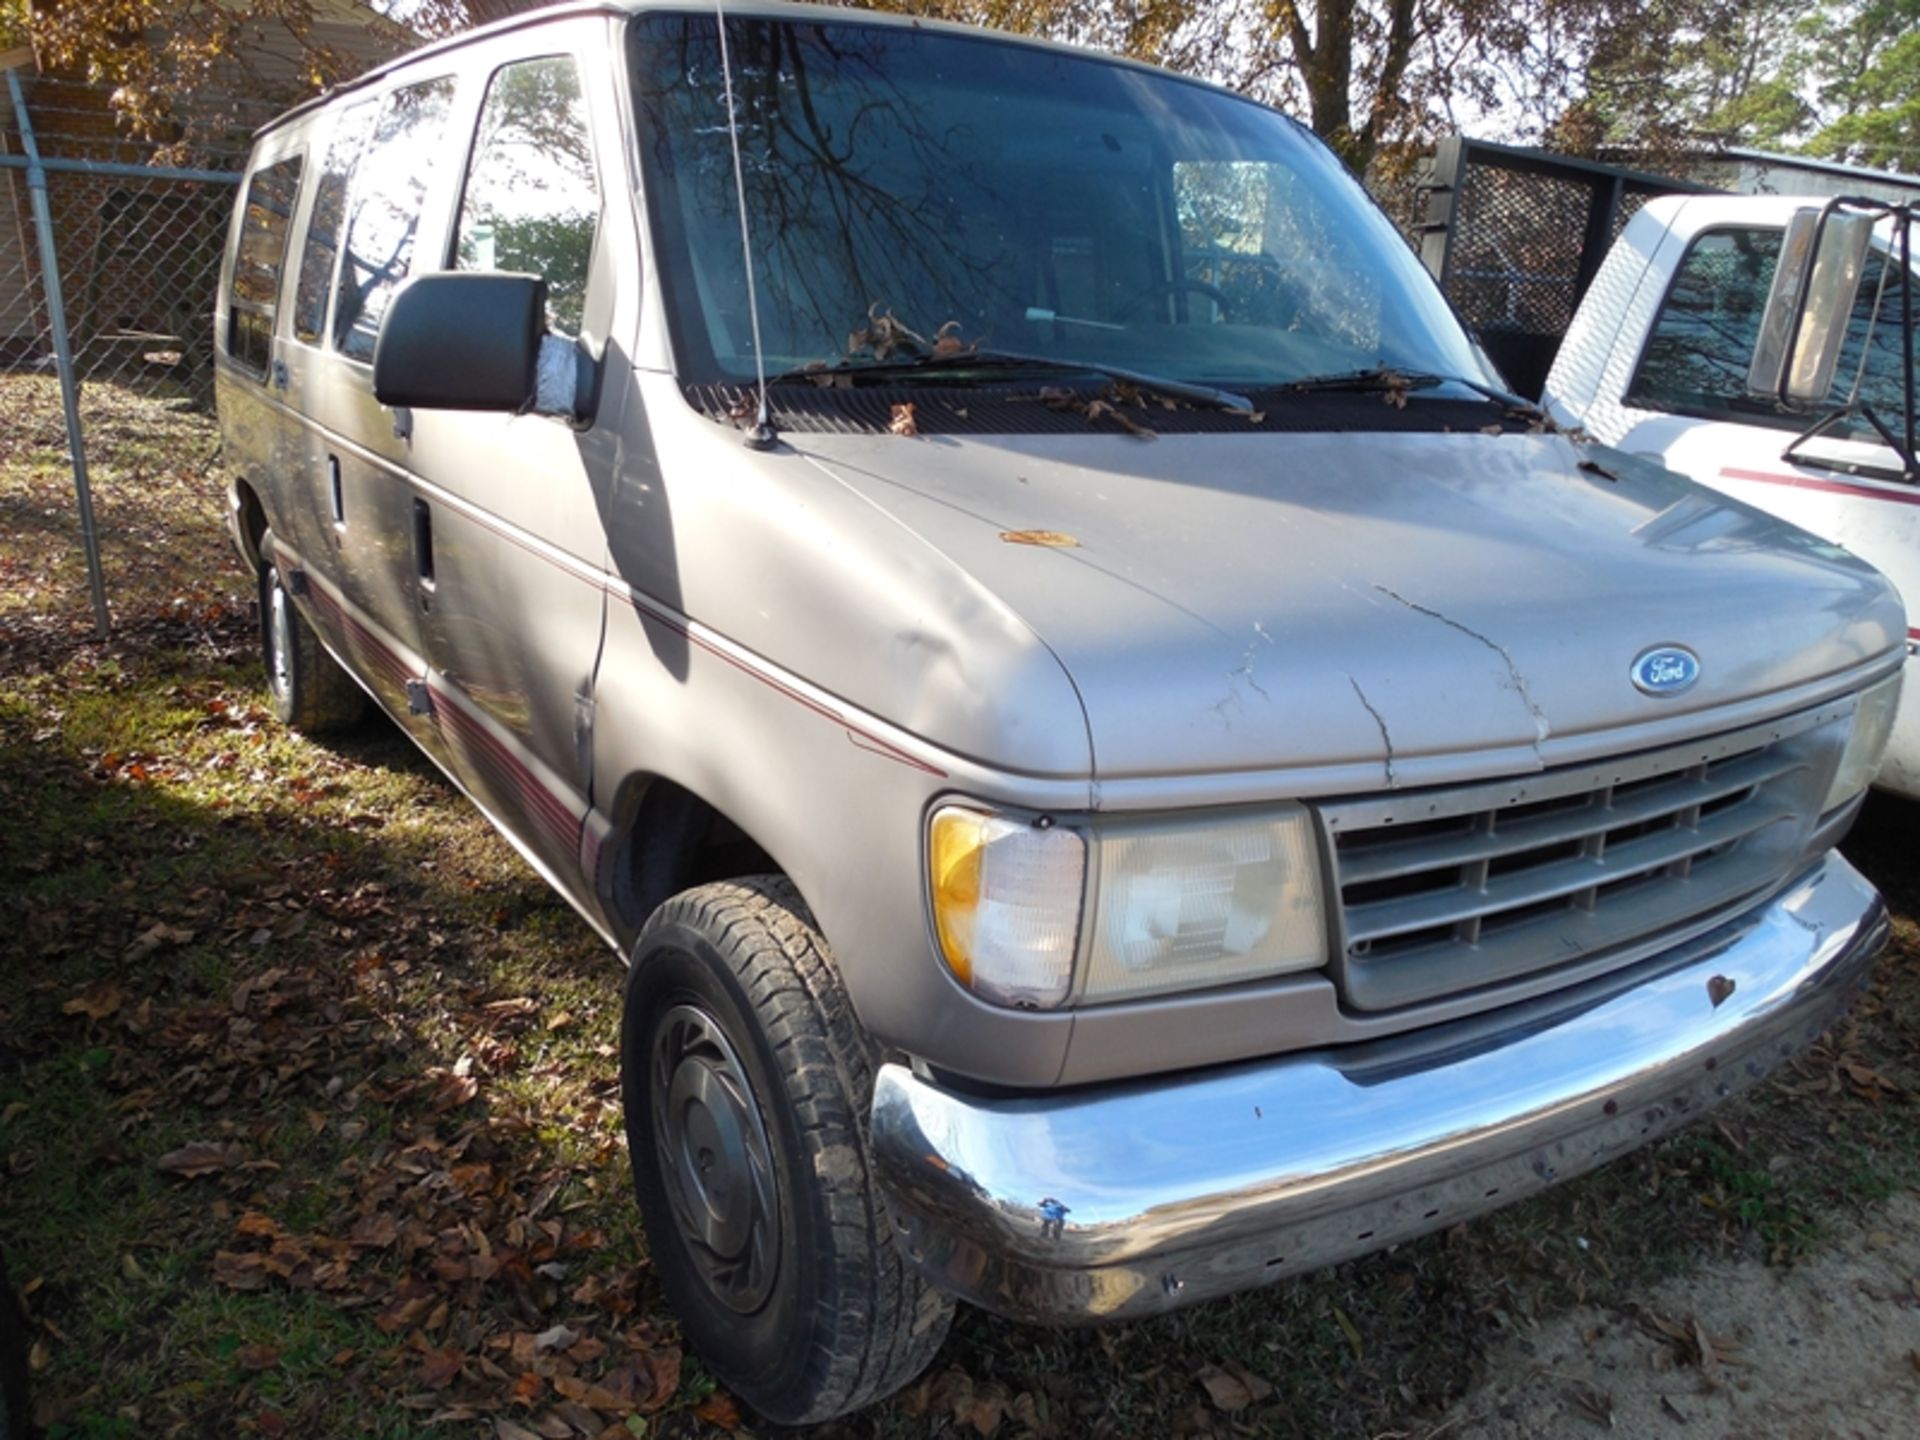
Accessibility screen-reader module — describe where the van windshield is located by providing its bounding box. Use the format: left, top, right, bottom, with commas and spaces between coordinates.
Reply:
627, 12, 1494, 393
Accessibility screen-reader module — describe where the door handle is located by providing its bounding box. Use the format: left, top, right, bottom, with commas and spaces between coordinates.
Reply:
411, 499, 435, 592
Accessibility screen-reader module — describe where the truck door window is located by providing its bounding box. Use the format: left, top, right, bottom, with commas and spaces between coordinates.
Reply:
1628, 226, 1915, 445
454, 56, 601, 338
333, 77, 458, 362
293, 101, 376, 345
227, 157, 304, 377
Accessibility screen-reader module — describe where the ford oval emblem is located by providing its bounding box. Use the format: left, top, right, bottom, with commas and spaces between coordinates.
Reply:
1632, 645, 1700, 696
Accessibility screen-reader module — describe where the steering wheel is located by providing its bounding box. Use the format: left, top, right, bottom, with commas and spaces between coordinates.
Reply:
1115, 278, 1235, 323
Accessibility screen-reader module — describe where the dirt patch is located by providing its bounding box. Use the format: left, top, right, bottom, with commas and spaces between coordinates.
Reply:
1446, 1192, 1920, 1438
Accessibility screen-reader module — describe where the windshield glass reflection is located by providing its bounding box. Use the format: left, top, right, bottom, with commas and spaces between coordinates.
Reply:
628, 13, 1493, 391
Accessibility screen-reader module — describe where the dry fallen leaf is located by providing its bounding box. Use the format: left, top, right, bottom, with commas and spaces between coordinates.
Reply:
1196, 1363, 1252, 1412
124, 921, 195, 962
930, 320, 970, 359
693, 1390, 743, 1429
889, 402, 919, 438
1567, 1380, 1614, 1427
233, 1343, 280, 1372
156, 1141, 244, 1178
1707, 975, 1736, 1008
211, 1251, 271, 1292
1331, 1304, 1364, 1361
62, 980, 125, 1021
999, 530, 1079, 548
419, 1346, 464, 1390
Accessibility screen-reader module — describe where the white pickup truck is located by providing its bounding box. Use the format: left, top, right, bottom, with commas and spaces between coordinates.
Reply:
1540, 193, 1919, 797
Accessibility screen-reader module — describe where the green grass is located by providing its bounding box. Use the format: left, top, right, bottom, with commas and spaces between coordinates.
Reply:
5, 375, 1919, 1438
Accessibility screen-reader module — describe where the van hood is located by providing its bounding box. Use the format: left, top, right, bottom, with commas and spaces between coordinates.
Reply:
793, 427, 1905, 782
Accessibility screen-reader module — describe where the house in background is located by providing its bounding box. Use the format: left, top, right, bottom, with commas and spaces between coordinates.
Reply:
1, 42, 42, 360
1, 2, 407, 384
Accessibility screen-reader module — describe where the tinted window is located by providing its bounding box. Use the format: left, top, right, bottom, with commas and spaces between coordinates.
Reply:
334, 77, 457, 362
455, 56, 600, 337
228, 156, 303, 376
293, 101, 376, 344
1628, 225, 1916, 446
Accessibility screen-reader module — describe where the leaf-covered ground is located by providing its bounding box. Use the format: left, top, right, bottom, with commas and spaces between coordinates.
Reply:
4, 375, 1918, 1439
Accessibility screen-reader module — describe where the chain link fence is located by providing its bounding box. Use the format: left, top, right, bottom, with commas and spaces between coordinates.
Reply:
3, 72, 261, 635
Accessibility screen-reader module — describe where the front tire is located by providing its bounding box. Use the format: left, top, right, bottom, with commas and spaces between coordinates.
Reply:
258, 532, 366, 734
621, 878, 953, 1425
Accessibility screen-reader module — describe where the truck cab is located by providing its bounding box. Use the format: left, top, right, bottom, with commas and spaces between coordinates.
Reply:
1543, 193, 1920, 795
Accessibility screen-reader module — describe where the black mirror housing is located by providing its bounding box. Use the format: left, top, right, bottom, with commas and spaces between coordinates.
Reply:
373, 273, 547, 411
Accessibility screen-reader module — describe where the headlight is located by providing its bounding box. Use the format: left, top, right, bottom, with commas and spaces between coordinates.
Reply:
1824, 671, 1904, 811
928, 806, 1086, 1008
1081, 806, 1326, 1003
927, 801, 1327, 1009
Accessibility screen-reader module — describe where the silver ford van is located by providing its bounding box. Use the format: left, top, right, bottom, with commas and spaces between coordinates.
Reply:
216, 1, 1903, 1423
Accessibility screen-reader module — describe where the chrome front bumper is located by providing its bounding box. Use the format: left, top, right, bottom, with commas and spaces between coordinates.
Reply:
870, 853, 1886, 1324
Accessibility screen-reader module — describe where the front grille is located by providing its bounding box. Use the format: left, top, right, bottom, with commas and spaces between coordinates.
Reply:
1319, 706, 1851, 1013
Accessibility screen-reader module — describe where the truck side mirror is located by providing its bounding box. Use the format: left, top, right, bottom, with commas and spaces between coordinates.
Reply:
372, 273, 547, 412
1748, 207, 1875, 410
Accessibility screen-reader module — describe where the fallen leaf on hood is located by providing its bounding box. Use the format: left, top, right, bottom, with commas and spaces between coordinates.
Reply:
999, 530, 1078, 548
889, 402, 919, 437
1707, 975, 1736, 1008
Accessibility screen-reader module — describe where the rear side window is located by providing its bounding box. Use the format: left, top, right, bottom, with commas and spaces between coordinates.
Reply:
293, 101, 376, 344
454, 56, 601, 337
334, 77, 458, 361
1628, 225, 1916, 444
228, 156, 304, 376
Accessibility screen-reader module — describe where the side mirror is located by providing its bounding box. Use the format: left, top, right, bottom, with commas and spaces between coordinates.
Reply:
1748, 207, 1874, 409
373, 273, 547, 411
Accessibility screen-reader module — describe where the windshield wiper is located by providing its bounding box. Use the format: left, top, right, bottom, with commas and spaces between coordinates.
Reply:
769, 348, 1257, 415
1279, 366, 1539, 414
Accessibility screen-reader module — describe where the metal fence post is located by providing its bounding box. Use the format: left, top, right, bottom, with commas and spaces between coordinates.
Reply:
8, 67, 111, 639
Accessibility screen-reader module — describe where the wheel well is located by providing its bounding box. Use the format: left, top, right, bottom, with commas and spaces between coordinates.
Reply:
235, 479, 269, 573
607, 778, 781, 938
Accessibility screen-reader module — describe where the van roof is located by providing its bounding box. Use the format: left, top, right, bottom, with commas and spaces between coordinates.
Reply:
254, 0, 1238, 141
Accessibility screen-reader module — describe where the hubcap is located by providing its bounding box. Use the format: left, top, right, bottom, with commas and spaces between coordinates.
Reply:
268, 580, 293, 701
649, 1003, 780, 1313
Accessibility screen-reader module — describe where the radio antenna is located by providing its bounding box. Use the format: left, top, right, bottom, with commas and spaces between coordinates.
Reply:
715, 2, 776, 449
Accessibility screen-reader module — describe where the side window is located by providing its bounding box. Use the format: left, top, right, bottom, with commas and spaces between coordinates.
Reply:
1628, 226, 1915, 445
227, 156, 304, 377
1627, 229, 1779, 417
454, 56, 600, 337
293, 101, 376, 344
334, 77, 458, 362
